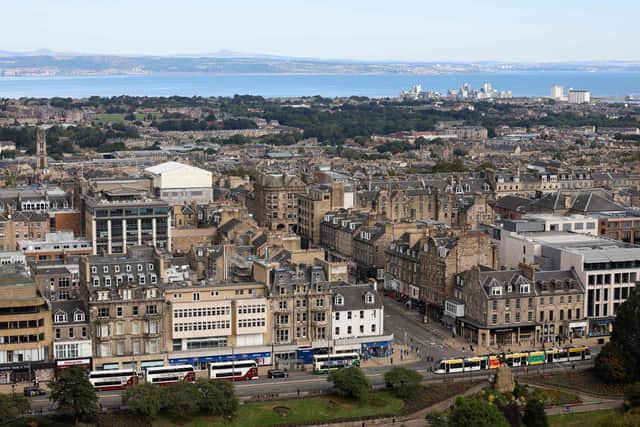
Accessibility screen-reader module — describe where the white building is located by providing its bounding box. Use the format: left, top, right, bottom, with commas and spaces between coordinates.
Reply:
550, 85, 564, 100
568, 89, 591, 104
522, 213, 598, 235
145, 161, 213, 205
331, 284, 384, 344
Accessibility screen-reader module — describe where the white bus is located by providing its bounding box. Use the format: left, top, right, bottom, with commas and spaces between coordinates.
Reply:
144, 364, 195, 385
209, 360, 258, 381
89, 369, 138, 391
313, 352, 361, 374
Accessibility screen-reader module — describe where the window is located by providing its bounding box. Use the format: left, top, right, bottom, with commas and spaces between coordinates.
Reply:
54, 312, 67, 323
371, 324, 376, 333
98, 308, 109, 318
520, 284, 530, 294
515, 312, 521, 323
74, 311, 84, 322
116, 306, 123, 317
103, 266, 109, 273
114, 265, 120, 273
492, 300, 498, 311
55, 328, 61, 339
359, 311, 364, 319
137, 264, 143, 272
193, 292, 200, 301
316, 298, 324, 307
359, 325, 364, 333
146, 305, 158, 315
347, 311, 352, 320
491, 287, 502, 296
335, 295, 344, 305
528, 311, 533, 322
505, 313, 510, 324
335, 327, 340, 336
347, 326, 352, 335
126, 265, 131, 272
335, 312, 340, 320
91, 266, 97, 274
132, 306, 139, 316
116, 322, 124, 335
148, 263, 154, 271
492, 314, 498, 324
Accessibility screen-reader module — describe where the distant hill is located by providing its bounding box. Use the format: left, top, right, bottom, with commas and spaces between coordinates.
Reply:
1, 51, 639, 76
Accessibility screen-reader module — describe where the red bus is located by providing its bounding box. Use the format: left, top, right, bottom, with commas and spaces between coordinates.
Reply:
89, 369, 138, 391
208, 360, 258, 381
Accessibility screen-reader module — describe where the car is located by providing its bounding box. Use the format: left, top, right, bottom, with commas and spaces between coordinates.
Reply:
267, 369, 289, 379
23, 386, 46, 397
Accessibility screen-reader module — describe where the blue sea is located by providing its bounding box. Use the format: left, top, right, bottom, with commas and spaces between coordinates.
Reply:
0, 72, 639, 99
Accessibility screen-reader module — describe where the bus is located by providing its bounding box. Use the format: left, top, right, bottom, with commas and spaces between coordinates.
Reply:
313, 352, 361, 374
209, 360, 258, 381
144, 364, 195, 385
434, 346, 591, 374
89, 369, 138, 391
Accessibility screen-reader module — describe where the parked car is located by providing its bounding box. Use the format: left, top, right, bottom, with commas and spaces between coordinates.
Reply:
23, 386, 46, 397
267, 369, 289, 379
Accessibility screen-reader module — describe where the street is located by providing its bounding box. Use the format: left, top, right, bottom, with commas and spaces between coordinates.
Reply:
24, 293, 596, 414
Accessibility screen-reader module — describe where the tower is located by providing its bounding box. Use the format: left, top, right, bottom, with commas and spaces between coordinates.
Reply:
36, 127, 48, 172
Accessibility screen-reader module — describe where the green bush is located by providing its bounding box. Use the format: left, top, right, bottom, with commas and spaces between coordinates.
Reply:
161, 381, 199, 419
328, 367, 370, 402
122, 383, 162, 419
448, 396, 510, 427
384, 367, 423, 400
196, 379, 239, 417
595, 341, 631, 384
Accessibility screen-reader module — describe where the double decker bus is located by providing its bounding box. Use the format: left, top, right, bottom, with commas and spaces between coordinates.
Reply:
144, 364, 195, 385
208, 360, 258, 381
312, 352, 361, 374
89, 369, 138, 391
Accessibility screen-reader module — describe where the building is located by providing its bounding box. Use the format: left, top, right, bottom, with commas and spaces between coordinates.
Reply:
268, 264, 332, 361
384, 233, 424, 303
145, 161, 213, 205
297, 182, 348, 247
550, 85, 564, 100
450, 266, 585, 349
419, 231, 498, 319
596, 210, 640, 244
522, 213, 598, 235
331, 283, 383, 340
17, 231, 92, 262
568, 89, 591, 104
320, 210, 370, 262
251, 171, 306, 232
498, 231, 640, 335
81, 246, 167, 370
84, 189, 171, 255
0, 264, 53, 383
165, 281, 271, 369
31, 264, 92, 370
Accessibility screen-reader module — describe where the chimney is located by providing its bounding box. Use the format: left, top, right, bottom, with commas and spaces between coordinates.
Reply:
563, 193, 572, 209
519, 262, 538, 282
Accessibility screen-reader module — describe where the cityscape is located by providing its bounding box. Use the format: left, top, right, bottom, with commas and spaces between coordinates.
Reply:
0, 1, 639, 427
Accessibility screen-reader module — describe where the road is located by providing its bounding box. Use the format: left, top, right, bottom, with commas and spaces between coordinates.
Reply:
26, 294, 596, 413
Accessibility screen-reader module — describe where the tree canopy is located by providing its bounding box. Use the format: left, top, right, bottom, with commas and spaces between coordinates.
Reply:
384, 367, 423, 400
327, 367, 370, 401
448, 397, 510, 427
48, 366, 99, 422
122, 383, 162, 419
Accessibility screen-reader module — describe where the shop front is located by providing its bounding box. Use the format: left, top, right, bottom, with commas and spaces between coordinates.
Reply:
169, 348, 272, 370
589, 318, 612, 337
569, 321, 587, 339
0, 362, 55, 384
55, 358, 92, 372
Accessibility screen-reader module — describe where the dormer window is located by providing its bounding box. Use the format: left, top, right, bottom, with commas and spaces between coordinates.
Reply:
74, 311, 85, 322
491, 286, 502, 296
520, 284, 530, 294
335, 294, 344, 306
54, 311, 68, 323
365, 293, 374, 304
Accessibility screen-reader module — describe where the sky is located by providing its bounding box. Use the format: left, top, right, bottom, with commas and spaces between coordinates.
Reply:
2, 0, 638, 62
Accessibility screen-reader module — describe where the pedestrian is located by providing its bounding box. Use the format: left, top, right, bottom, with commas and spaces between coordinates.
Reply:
297, 388, 300, 397
392, 417, 396, 424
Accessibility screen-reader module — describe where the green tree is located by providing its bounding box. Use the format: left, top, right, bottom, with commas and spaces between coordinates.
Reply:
595, 341, 631, 384
448, 397, 510, 427
384, 367, 423, 400
426, 412, 449, 427
327, 367, 370, 401
611, 284, 640, 379
161, 381, 199, 419
0, 392, 31, 421
48, 366, 99, 423
624, 382, 640, 408
522, 398, 548, 427
196, 379, 239, 417
122, 383, 162, 420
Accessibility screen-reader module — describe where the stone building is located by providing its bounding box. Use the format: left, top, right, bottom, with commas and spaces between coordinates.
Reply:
80, 246, 167, 370
419, 231, 498, 319
268, 264, 332, 358
297, 182, 347, 247
251, 171, 306, 232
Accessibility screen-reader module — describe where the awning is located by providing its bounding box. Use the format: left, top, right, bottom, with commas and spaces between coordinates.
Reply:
569, 321, 588, 328
442, 314, 456, 326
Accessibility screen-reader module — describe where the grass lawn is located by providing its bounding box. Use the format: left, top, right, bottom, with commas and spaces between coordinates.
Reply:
153, 392, 404, 427
526, 369, 625, 398
95, 113, 152, 122
548, 408, 637, 427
